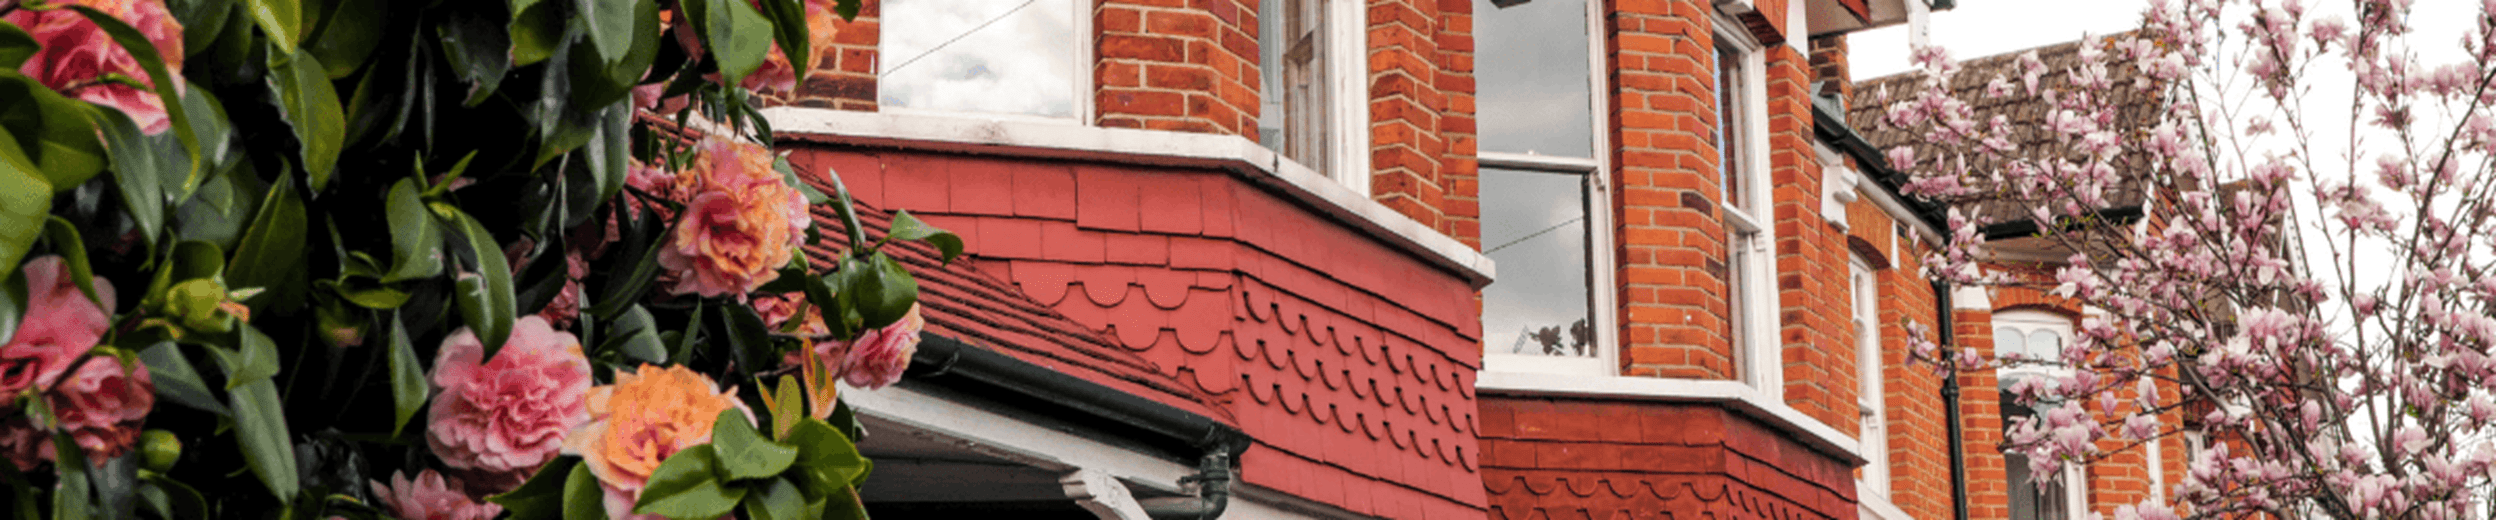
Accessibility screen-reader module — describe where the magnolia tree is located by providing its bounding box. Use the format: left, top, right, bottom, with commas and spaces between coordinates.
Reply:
0, 0, 959, 518
1875, 0, 2496, 518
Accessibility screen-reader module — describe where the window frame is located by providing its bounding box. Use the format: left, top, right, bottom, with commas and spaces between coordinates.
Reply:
874, 0, 1094, 124
1256, 0, 1371, 193
1850, 257, 1891, 499
1709, 10, 1779, 395
1994, 309, 2090, 520
1475, 0, 1616, 377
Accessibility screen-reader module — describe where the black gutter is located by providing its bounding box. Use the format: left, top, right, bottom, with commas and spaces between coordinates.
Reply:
906, 334, 1254, 462
1810, 92, 1950, 231
1935, 279, 1969, 520
1978, 205, 2146, 242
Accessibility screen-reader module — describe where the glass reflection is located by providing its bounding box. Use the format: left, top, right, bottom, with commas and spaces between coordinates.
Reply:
1473, 0, 1592, 157
880, 0, 1079, 118
1480, 167, 1593, 357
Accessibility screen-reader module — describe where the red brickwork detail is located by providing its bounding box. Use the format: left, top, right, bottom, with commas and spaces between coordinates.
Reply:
1810, 35, 1850, 101
782, 144, 1489, 516
1367, 0, 1456, 232
1480, 397, 1859, 519
1436, 0, 1480, 249
1613, 0, 1739, 381
775, 0, 881, 110
1764, 42, 1859, 434
1096, 0, 1261, 135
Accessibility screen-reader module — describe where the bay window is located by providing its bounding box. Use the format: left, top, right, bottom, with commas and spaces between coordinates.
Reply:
1258, 0, 1369, 191
1475, 0, 1613, 375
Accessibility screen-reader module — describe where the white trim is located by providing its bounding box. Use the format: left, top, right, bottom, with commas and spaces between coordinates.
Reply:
1952, 284, 1993, 310
1850, 257, 1891, 499
1475, 372, 1868, 465
1859, 492, 1914, 520
838, 382, 1199, 495
761, 107, 1496, 288
1711, 14, 1781, 398
1323, 0, 1370, 194
1061, 470, 1152, 520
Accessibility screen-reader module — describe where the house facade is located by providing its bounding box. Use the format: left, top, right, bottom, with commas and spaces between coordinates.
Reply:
753, 1, 2183, 518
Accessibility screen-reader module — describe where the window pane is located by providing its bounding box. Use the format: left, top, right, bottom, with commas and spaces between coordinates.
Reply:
1259, 0, 1328, 169
1715, 43, 1744, 209
1481, 167, 1593, 357
2029, 330, 2063, 361
1474, 0, 1592, 157
1995, 326, 2026, 359
880, 0, 1078, 118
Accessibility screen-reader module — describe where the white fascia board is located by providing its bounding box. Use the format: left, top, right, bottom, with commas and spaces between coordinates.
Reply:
1474, 372, 1869, 465
761, 107, 1497, 289
838, 382, 1199, 494
1952, 284, 1994, 311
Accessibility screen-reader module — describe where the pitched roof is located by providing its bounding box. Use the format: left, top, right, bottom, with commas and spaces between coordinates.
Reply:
1845, 33, 2164, 227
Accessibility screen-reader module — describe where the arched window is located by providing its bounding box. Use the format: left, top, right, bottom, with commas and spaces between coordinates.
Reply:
1994, 309, 2085, 520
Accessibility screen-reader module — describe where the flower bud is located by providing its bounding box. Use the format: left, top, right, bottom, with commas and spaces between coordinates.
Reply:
140, 429, 179, 472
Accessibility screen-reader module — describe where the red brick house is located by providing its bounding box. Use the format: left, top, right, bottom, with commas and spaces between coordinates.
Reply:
751, 1, 2181, 519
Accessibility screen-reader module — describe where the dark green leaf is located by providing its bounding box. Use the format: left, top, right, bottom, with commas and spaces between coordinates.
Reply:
167, 0, 235, 60
561, 460, 604, 520
303, 0, 381, 78
670, 304, 704, 365
825, 397, 864, 442
383, 179, 445, 282
134, 477, 206, 520
712, 409, 796, 481
324, 277, 411, 309
886, 211, 963, 264
508, 0, 566, 67
602, 305, 667, 364
61, 7, 200, 189
769, 375, 802, 439
52, 431, 94, 520
754, 0, 809, 88
635, 444, 746, 518
438, 9, 513, 106
225, 371, 299, 502
832, 0, 858, 20
488, 457, 577, 519
137, 342, 230, 415
717, 303, 772, 382
0, 133, 51, 282
213, 324, 283, 388
92, 448, 139, 520
41, 217, 102, 307
741, 479, 807, 520
577, 0, 642, 65
95, 110, 165, 253
590, 210, 662, 320
693, 0, 773, 87
266, 50, 345, 190
822, 168, 870, 250
851, 252, 917, 329
223, 173, 308, 315
783, 419, 869, 497
241, 0, 303, 53
0, 23, 34, 69
387, 315, 429, 437
824, 486, 868, 520
446, 209, 516, 359
0, 73, 106, 190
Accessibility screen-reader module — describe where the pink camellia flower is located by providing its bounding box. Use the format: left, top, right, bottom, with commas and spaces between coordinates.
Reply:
0, 255, 118, 398
0, 416, 46, 471
655, 137, 809, 299
48, 356, 152, 466
837, 304, 924, 390
426, 316, 593, 494
5, 0, 186, 134
371, 469, 504, 520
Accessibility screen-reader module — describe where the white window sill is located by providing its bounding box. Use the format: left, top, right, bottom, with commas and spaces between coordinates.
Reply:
1475, 371, 1867, 465
1858, 488, 1913, 520
760, 107, 1494, 289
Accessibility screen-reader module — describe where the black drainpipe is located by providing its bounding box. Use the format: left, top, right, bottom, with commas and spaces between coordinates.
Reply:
908, 335, 1253, 519
1935, 279, 1969, 520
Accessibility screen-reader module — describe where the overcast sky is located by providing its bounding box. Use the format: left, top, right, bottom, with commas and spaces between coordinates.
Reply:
879, 0, 1080, 118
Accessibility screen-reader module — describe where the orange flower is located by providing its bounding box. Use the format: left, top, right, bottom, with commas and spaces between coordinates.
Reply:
560, 365, 747, 496
655, 137, 810, 299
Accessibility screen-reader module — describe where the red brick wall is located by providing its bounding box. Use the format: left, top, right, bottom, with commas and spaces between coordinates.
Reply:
1612, 0, 1740, 381
783, 0, 879, 109
1436, 0, 1481, 248
1368, 0, 1455, 233
1480, 397, 1859, 520
1096, 0, 1260, 135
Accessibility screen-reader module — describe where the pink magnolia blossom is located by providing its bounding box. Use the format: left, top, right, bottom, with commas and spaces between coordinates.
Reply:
4, 0, 186, 134
426, 316, 593, 493
0, 255, 118, 397
371, 469, 504, 520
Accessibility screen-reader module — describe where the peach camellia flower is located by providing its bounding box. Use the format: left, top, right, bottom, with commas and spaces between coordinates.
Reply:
837, 304, 924, 390
0, 255, 118, 398
563, 364, 752, 519
4, 0, 186, 134
655, 137, 809, 299
371, 469, 504, 520
47, 356, 152, 466
426, 316, 593, 494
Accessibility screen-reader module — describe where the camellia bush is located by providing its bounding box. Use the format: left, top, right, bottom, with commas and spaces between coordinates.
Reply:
1879, 0, 2496, 518
0, 0, 959, 518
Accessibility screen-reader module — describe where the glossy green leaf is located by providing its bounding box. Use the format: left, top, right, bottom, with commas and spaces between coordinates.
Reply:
635, 444, 745, 518
602, 304, 667, 364
769, 375, 802, 439
134, 475, 207, 520
0, 73, 106, 190
325, 277, 411, 309
0, 23, 35, 69
303, 0, 381, 78
223, 173, 308, 315
95, 110, 165, 253
383, 179, 444, 282
783, 419, 869, 497
821, 168, 870, 250
266, 50, 345, 190
91, 443, 140, 520
488, 456, 579, 519
717, 303, 772, 383
0, 137, 42, 309
137, 342, 229, 416
447, 210, 517, 358
590, 209, 662, 320
224, 368, 299, 502
387, 315, 429, 437
242, 0, 302, 53
213, 324, 283, 388
886, 210, 964, 264
438, 9, 513, 106
508, 0, 565, 67
561, 460, 604, 520
61, 7, 200, 189
692, 0, 773, 87
577, 0, 641, 65
754, 0, 808, 86
52, 431, 94, 520
742, 479, 807, 520
166, 0, 235, 60
852, 252, 917, 329
712, 409, 796, 481
825, 397, 864, 442
41, 217, 102, 307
